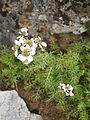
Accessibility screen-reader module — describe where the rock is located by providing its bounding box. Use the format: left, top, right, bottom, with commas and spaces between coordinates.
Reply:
31, 114, 43, 120
81, 16, 90, 23
0, 90, 43, 120
38, 15, 48, 21
50, 23, 87, 35
0, 0, 90, 49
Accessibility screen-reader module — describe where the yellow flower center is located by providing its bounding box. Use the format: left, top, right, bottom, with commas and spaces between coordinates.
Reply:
22, 49, 30, 56
14, 45, 19, 50
22, 32, 26, 36
35, 39, 41, 44
65, 86, 70, 91
24, 39, 32, 47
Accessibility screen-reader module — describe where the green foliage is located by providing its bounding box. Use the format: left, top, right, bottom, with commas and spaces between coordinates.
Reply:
0, 40, 90, 120
85, 21, 90, 31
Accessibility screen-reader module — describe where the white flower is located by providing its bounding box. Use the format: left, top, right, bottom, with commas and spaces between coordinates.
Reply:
19, 27, 28, 36
17, 27, 28, 40
17, 54, 33, 65
12, 28, 47, 65
35, 36, 47, 49
21, 27, 28, 33
20, 43, 36, 56
58, 83, 74, 97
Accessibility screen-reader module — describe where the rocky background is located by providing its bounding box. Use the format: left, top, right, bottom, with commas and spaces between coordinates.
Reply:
0, 0, 90, 51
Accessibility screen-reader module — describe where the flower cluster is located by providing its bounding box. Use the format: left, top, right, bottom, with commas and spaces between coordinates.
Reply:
58, 83, 74, 96
12, 27, 47, 65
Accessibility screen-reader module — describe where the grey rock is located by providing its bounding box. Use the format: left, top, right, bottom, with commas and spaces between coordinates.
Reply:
51, 23, 87, 35
0, 90, 43, 120
0, 0, 90, 49
38, 15, 48, 21
31, 114, 43, 120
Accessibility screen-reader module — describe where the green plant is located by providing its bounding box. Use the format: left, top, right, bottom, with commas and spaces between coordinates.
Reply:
0, 40, 90, 120
85, 21, 90, 31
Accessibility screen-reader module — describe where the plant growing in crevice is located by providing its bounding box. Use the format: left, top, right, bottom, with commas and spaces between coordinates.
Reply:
0, 39, 90, 120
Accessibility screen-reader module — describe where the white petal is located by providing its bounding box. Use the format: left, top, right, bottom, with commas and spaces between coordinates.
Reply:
24, 55, 33, 65
20, 44, 30, 51
14, 50, 18, 57
17, 54, 26, 62
31, 38, 34, 41
30, 50, 35, 56
58, 85, 61, 89
69, 85, 73, 91
28, 55, 33, 62
25, 32, 28, 36
31, 38, 37, 48
70, 92, 74, 96
19, 37, 25, 44
67, 84, 70, 87
15, 40, 21, 46
39, 44, 43, 49
65, 92, 69, 96
17, 35, 21, 39
58, 83, 64, 89
33, 43, 37, 48
62, 84, 66, 90
30, 47, 36, 56
21, 27, 28, 32
42, 42, 47, 47
21, 27, 28, 36
63, 88, 66, 92
20, 46, 24, 51
60, 83, 63, 86
38, 36, 41, 40
12, 47, 14, 50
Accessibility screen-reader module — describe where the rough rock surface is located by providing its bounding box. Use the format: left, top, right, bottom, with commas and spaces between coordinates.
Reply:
0, 90, 43, 120
0, 0, 90, 49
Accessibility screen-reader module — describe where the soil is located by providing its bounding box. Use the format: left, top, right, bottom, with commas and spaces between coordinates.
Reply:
0, 81, 78, 120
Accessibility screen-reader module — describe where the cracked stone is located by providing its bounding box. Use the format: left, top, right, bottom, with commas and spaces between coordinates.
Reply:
0, 90, 43, 120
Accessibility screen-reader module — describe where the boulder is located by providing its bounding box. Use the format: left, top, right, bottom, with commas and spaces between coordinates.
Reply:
0, 90, 43, 120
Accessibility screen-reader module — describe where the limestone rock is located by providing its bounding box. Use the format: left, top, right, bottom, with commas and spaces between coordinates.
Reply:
0, 90, 43, 120
31, 114, 43, 120
38, 15, 48, 21
0, 0, 90, 49
50, 23, 87, 35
